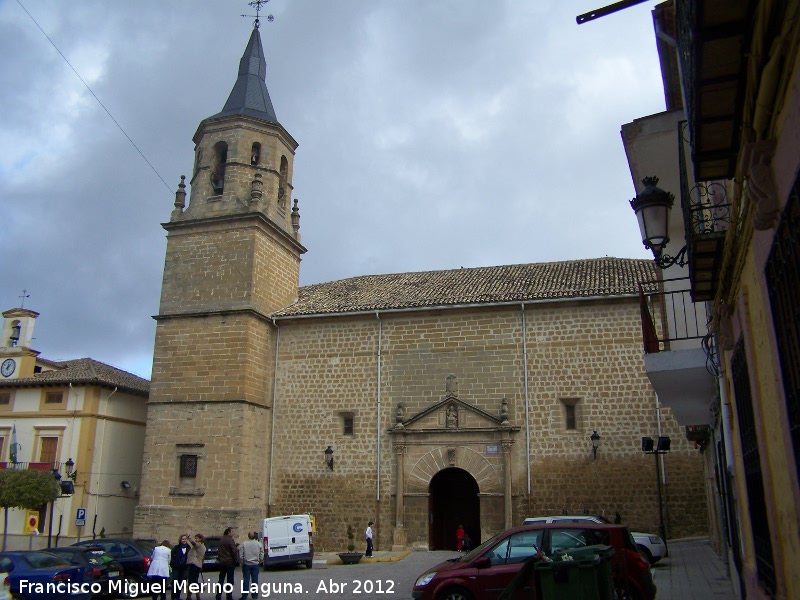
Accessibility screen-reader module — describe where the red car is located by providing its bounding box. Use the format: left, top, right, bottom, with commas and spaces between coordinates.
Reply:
412, 523, 655, 600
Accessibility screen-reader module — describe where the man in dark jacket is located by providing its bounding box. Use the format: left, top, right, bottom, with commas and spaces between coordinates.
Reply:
170, 534, 191, 600
216, 527, 238, 600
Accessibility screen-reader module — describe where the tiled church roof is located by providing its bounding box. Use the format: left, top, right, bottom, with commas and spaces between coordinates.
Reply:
0, 358, 149, 395
273, 257, 657, 318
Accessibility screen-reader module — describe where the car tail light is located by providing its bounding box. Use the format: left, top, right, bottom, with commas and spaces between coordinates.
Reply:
626, 548, 649, 570
143, 555, 151, 570
52, 572, 72, 582
308, 531, 313, 548
85, 567, 102, 578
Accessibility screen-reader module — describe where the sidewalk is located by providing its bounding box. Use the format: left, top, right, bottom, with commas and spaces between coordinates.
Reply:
651, 537, 740, 600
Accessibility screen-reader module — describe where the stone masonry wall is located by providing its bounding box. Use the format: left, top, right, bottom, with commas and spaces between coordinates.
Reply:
135, 400, 272, 541
266, 299, 708, 551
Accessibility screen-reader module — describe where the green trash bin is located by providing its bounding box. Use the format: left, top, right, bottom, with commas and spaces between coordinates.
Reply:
535, 545, 615, 600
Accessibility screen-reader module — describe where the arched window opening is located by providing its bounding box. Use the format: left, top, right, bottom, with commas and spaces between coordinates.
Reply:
211, 142, 228, 194
278, 155, 289, 209
251, 142, 261, 166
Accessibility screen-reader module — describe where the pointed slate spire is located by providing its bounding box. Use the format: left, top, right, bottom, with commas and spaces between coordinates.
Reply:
210, 26, 278, 123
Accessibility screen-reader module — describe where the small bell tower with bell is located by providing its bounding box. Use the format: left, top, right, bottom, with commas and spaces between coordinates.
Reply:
136, 2, 306, 537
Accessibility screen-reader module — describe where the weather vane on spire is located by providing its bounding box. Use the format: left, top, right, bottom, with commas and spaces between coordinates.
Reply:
242, 0, 274, 29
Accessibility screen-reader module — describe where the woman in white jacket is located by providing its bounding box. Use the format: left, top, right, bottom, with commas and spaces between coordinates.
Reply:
147, 540, 172, 600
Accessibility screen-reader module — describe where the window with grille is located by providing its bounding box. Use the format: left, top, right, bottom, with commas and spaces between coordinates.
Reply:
344, 416, 354, 435
731, 337, 776, 596
765, 180, 800, 497
180, 455, 198, 478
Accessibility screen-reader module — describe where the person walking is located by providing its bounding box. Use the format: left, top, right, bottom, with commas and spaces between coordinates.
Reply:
147, 540, 172, 600
186, 533, 206, 600
215, 527, 238, 600
170, 534, 191, 600
239, 531, 263, 600
365, 521, 374, 558
456, 524, 465, 552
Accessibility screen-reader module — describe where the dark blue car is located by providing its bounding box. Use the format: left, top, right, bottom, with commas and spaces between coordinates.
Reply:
0, 551, 90, 600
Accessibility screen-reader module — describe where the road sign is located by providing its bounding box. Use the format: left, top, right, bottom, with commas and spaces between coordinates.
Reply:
76, 507, 86, 527
24, 511, 39, 534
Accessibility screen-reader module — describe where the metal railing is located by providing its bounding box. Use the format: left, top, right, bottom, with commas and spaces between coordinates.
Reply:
638, 277, 709, 354
0, 461, 62, 471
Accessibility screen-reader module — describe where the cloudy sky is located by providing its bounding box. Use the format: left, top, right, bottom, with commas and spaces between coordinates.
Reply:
1, 0, 666, 379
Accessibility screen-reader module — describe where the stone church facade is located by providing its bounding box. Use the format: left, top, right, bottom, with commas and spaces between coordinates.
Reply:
134, 24, 708, 551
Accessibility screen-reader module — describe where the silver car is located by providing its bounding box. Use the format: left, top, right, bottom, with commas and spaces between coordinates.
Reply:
522, 514, 668, 563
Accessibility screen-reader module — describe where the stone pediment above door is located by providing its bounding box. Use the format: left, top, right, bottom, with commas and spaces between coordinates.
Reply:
391, 375, 517, 433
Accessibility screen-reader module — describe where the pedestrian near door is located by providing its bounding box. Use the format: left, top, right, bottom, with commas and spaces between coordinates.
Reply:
365, 521, 374, 558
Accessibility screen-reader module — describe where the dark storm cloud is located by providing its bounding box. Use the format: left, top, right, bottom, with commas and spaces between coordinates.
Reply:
0, 0, 664, 378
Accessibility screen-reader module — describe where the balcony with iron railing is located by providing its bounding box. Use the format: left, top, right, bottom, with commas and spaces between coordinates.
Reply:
0, 461, 65, 471
678, 121, 732, 302
638, 277, 718, 426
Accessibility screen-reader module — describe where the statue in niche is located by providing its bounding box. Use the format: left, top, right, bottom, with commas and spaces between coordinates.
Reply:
394, 403, 404, 429
446, 404, 458, 429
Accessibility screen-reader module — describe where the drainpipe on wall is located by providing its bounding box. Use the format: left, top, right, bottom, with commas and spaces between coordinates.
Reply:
521, 303, 531, 495
267, 320, 280, 516
375, 312, 382, 502
92, 387, 117, 533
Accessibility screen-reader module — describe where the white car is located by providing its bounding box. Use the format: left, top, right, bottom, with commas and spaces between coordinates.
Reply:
522, 515, 667, 564
0, 572, 10, 600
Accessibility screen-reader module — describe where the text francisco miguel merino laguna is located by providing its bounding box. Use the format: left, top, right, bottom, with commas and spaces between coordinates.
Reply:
17, 578, 363, 597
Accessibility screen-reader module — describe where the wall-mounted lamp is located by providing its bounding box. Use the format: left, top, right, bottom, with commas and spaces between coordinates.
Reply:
590, 430, 601, 459
64, 458, 77, 481
630, 176, 687, 269
120, 481, 132, 490
324, 446, 334, 471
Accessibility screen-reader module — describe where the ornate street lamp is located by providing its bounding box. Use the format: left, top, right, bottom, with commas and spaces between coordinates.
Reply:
65, 457, 77, 481
590, 430, 601, 459
630, 176, 687, 269
324, 446, 334, 471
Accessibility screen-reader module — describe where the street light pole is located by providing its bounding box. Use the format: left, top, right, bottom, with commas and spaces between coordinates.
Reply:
47, 499, 55, 548
642, 435, 670, 555
654, 451, 667, 553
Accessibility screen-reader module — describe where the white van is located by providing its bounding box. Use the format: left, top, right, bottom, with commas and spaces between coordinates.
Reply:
261, 514, 314, 569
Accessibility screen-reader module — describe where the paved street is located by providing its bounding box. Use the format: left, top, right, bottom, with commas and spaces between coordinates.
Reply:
194, 550, 452, 600
189, 538, 737, 599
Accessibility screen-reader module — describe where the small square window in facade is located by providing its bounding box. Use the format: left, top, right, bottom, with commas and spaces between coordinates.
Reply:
560, 398, 581, 431
0, 393, 10, 405
180, 454, 198, 478
45, 392, 64, 404
343, 416, 354, 435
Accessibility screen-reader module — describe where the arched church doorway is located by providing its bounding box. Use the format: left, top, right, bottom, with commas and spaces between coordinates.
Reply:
429, 467, 480, 550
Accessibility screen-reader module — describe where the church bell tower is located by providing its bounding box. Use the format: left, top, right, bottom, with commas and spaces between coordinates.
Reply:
135, 20, 306, 537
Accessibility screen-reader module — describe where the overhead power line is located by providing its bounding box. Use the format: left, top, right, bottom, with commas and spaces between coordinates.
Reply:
16, 0, 173, 194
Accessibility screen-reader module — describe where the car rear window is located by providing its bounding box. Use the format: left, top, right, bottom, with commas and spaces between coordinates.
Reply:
24, 552, 72, 569
621, 528, 639, 552
135, 541, 156, 556
550, 528, 611, 553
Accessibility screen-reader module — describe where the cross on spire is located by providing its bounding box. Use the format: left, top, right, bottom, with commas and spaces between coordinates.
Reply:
18, 289, 30, 308
241, 0, 274, 29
